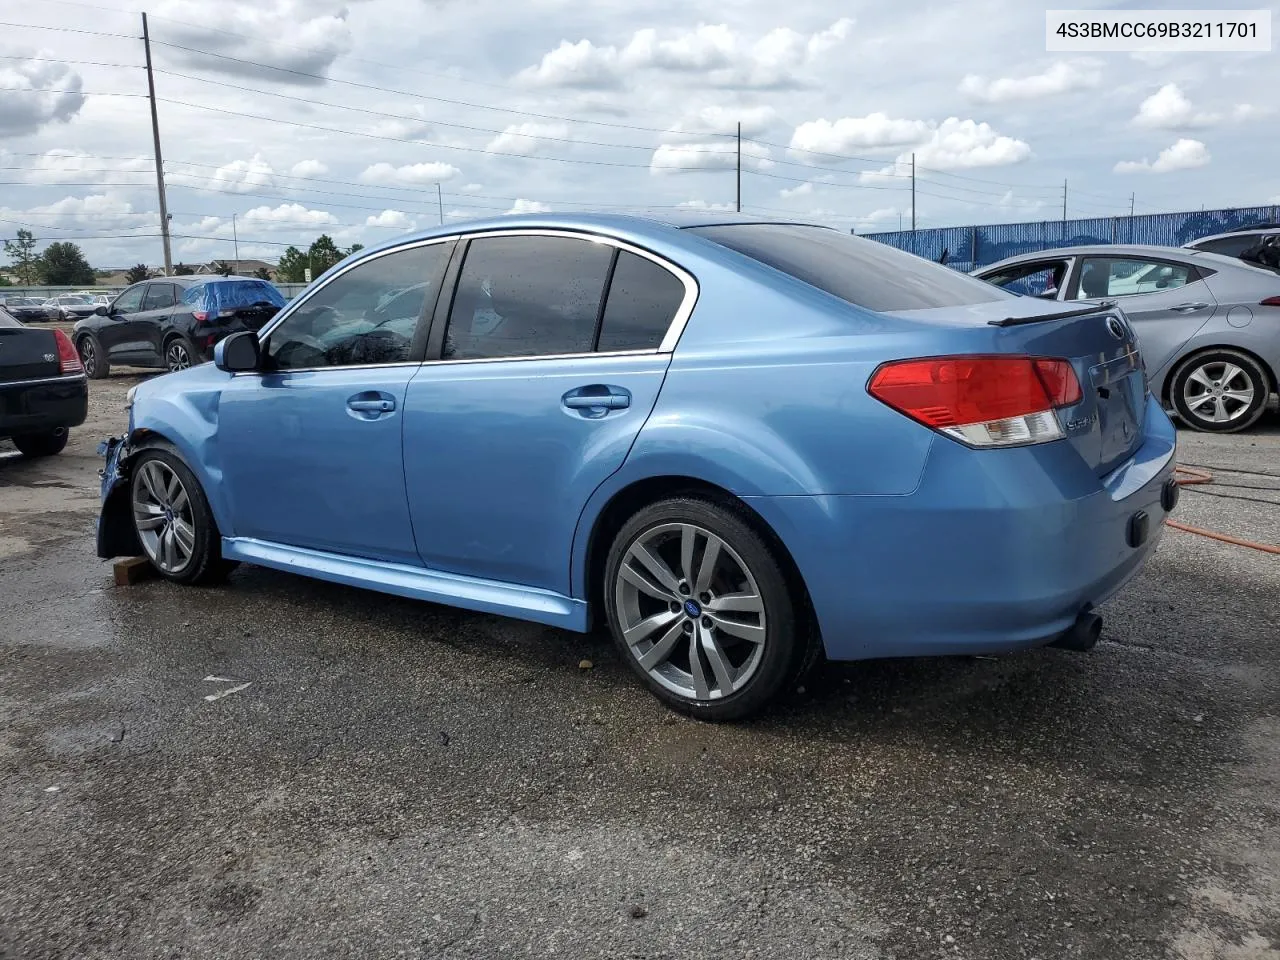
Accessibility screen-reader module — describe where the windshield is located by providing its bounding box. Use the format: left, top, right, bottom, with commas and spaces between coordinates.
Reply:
688, 223, 1012, 312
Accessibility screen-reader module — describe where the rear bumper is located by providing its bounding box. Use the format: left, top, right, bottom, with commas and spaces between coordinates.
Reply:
746, 394, 1177, 661
0, 375, 88, 439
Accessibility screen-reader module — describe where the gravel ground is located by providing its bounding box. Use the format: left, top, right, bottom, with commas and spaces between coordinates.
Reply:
1, 372, 1277, 960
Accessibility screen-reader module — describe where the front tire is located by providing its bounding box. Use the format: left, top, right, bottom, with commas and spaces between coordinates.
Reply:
13, 427, 69, 457
604, 497, 801, 722
129, 447, 234, 585
1171, 349, 1270, 433
78, 334, 110, 380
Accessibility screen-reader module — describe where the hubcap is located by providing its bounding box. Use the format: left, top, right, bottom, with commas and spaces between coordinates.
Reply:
167, 343, 191, 371
1183, 361, 1254, 424
132, 460, 195, 574
615, 522, 767, 701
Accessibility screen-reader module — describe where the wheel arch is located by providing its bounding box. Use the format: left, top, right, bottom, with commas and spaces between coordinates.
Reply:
578, 474, 815, 637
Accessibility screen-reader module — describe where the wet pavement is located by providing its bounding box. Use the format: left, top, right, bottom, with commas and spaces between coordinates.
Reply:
1, 374, 1278, 960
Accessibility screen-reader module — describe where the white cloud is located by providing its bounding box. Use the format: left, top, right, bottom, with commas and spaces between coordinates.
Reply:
195, 154, 277, 194
359, 162, 462, 185
0, 55, 85, 136
650, 140, 772, 175
1134, 84, 1217, 129
151, 0, 354, 84
779, 182, 814, 199
9, 149, 151, 184
1233, 104, 1264, 121
668, 104, 777, 138
677, 200, 736, 211
517, 19, 854, 90
365, 209, 412, 229
460, 183, 484, 194
241, 202, 337, 226
790, 114, 931, 154
960, 60, 1102, 103
909, 118, 1031, 170
289, 159, 329, 177
1114, 138, 1211, 174
485, 122, 571, 156
507, 199, 552, 214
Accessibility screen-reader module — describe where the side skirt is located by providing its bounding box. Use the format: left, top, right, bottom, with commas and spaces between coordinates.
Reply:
220, 537, 590, 632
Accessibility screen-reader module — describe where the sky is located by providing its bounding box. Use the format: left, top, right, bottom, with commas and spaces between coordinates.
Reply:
1, 0, 1276, 270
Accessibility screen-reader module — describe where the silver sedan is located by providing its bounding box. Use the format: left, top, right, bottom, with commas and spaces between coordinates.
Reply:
974, 245, 1280, 432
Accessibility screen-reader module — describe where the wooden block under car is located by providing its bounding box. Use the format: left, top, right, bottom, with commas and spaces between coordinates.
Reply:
113, 556, 156, 586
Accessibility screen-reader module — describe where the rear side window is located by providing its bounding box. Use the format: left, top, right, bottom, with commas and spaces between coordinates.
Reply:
980, 260, 1070, 298
1195, 235, 1261, 258
443, 235, 612, 360
596, 251, 686, 351
0, 308, 19, 328
142, 283, 178, 310
689, 224, 1010, 312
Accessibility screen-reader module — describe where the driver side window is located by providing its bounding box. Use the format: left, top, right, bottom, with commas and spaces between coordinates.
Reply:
266, 242, 452, 371
112, 285, 146, 315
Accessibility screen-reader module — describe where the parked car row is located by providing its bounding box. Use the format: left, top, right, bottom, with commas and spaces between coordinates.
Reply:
0, 305, 88, 457
973, 243, 1280, 433
0, 294, 111, 321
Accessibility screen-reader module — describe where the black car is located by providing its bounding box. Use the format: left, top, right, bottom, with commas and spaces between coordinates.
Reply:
73, 276, 287, 378
0, 307, 88, 457
2, 297, 52, 323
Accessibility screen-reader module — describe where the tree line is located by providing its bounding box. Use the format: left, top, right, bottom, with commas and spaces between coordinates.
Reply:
3, 230, 365, 287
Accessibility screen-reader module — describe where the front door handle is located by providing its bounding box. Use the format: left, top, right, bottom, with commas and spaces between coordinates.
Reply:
346, 392, 397, 420
562, 386, 632, 416
563, 394, 629, 410
1171, 302, 1209, 312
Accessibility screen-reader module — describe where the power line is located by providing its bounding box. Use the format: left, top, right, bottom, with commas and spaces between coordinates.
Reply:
0, 20, 136, 39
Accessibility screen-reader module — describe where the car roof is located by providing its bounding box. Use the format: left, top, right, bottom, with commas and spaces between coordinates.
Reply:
977, 244, 1255, 272
1187, 228, 1279, 245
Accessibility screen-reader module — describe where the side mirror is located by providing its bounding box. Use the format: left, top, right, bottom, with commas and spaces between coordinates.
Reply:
94, 305, 109, 316
213, 332, 261, 373
214, 330, 261, 372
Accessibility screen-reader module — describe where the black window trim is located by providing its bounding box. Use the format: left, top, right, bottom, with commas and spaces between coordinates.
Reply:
421, 227, 699, 365
251, 236, 457, 375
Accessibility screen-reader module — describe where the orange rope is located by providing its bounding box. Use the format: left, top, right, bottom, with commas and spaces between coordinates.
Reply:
1167, 466, 1280, 555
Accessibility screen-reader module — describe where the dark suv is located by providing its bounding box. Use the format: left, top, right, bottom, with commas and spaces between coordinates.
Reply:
73, 276, 286, 378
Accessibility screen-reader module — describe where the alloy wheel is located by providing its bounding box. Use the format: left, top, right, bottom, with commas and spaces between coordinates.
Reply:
166, 341, 191, 372
132, 460, 196, 574
1182, 360, 1255, 425
614, 522, 767, 701
79, 339, 96, 377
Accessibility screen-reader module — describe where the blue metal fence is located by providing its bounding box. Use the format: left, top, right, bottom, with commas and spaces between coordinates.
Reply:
862, 205, 1280, 272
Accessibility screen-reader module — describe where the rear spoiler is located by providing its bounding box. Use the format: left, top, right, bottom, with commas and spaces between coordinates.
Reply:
989, 300, 1118, 327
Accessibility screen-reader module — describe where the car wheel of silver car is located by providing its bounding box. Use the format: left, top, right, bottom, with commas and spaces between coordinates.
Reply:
129, 445, 236, 585
78, 334, 109, 380
604, 496, 804, 721
165, 337, 195, 372
1171, 349, 1270, 433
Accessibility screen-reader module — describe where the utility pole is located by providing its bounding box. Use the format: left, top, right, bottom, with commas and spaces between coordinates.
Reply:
436, 183, 443, 225
910, 153, 916, 233
232, 214, 239, 264
1062, 179, 1068, 228
141, 13, 173, 276
1129, 193, 1135, 218
736, 122, 742, 213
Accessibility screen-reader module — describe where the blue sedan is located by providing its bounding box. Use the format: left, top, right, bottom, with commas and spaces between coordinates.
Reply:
95, 213, 1178, 720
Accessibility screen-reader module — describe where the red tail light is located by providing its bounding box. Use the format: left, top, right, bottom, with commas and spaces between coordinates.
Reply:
1260, 297, 1280, 307
868, 355, 1082, 448
53, 329, 83, 375
192, 310, 209, 322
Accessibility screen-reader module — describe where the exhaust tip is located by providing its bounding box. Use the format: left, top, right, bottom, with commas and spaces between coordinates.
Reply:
1049, 610, 1102, 652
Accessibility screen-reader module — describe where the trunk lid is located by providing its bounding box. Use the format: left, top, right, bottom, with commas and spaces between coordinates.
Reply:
887, 297, 1148, 477
0, 325, 61, 383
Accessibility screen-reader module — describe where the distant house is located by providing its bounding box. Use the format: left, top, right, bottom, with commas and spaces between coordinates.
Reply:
193, 259, 277, 279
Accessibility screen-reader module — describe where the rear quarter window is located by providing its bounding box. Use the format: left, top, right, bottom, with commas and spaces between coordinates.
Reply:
688, 224, 1011, 312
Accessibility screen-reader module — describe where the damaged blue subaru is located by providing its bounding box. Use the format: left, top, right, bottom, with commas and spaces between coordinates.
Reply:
97, 213, 1179, 720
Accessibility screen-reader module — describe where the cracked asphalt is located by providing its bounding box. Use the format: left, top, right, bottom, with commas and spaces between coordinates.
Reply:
1, 371, 1278, 960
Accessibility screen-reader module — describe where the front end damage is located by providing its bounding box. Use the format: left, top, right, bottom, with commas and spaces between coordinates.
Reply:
96, 435, 140, 559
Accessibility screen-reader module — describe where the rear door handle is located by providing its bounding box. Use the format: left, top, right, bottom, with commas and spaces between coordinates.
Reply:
346, 392, 397, 420
347, 398, 395, 412
1171, 302, 1209, 312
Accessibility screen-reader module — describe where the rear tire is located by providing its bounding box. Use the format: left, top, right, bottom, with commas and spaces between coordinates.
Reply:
13, 428, 69, 458
78, 334, 110, 380
604, 496, 802, 722
129, 446, 236, 585
1170, 349, 1270, 433
164, 335, 197, 372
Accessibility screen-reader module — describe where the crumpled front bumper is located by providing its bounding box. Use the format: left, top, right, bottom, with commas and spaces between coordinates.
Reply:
96, 435, 140, 559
